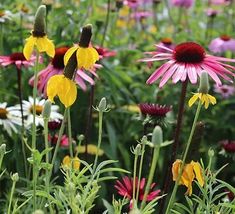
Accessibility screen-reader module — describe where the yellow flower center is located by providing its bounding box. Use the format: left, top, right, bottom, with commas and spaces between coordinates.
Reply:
0, 108, 8, 119
0, 11, 5, 17
30, 105, 43, 115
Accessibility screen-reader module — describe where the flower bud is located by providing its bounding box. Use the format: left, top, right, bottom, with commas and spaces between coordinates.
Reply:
152, 126, 163, 146
0, 144, 6, 155
208, 148, 214, 158
79, 24, 92, 48
78, 134, 85, 142
33, 5, 46, 37
98, 97, 107, 112
11, 173, 19, 182
199, 71, 209, 94
134, 144, 142, 155
42, 100, 51, 119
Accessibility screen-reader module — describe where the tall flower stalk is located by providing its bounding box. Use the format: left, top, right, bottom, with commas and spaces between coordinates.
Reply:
165, 71, 216, 213
23, 5, 55, 210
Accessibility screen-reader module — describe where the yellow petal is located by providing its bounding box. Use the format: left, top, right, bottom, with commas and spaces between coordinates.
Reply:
172, 159, 182, 182
181, 164, 194, 195
77, 47, 99, 70
47, 75, 64, 103
23, 35, 36, 60
36, 37, 47, 52
207, 94, 216, 105
45, 38, 55, 58
64, 46, 78, 66
191, 161, 204, 187
72, 157, 80, 170
62, 155, 71, 167
188, 93, 199, 107
203, 94, 209, 109
58, 78, 77, 108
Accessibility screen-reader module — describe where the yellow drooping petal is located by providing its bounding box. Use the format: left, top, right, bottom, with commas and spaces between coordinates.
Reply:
62, 155, 80, 170
45, 38, 55, 58
76, 47, 99, 70
188, 93, 200, 107
207, 94, 216, 105
172, 159, 182, 182
181, 163, 194, 196
191, 161, 204, 187
35, 36, 55, 58
77, 144, 104, 156
23, 35, 37, 60
64, 46, 78, 66
47, 75, 64, 103
47, 74, 77, 108
58, 77, 77, 108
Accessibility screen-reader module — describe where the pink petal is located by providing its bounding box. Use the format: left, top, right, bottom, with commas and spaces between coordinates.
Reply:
146, 60, 175, 84
159, 63, 178, 88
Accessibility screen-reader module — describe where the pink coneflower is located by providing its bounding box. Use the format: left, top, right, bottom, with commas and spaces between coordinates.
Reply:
220, 140, 235, 153
29, 47, 99, 96
206, 8, 219, 17
0, 52, 36, 69
140, 42, 235, 88
210, 0, 230, 5
139, 103, 172, 117
170, 0, 194, 8
131, 11, 153, 21
94, 46, 116, 59
214, 84, 235, 98
209, 35, 235, 54
115, 176, 160, 202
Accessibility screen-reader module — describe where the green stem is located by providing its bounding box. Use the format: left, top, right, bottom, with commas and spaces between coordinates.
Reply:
67, 108, 73, 158
165, 101, 202, 214
43, 118, 49, 191
101, 0, 111, 46
140, 145, 161, 210
7, 180, 16, 214
49, 109, 67, 179
136, 141, 146, 202
92, 111, 103, 172
132, 153, 138, 205
32, 51, 40, 211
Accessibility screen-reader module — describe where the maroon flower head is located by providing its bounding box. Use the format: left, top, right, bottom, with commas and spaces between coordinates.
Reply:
48, 120, 62, 130
51, 47, 69, 69
220, 140, 235, 153
139, 103, 172, 117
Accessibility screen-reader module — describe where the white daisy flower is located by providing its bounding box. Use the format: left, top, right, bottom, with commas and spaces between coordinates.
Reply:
21, 97, 63, 128
0, 10, 13, 23
0, 102, 22, 136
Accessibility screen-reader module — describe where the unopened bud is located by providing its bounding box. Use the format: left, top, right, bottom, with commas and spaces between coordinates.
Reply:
98, 97, 107, 112
134, 144, 142, 155
0, 144, 6, 155
33, 5, 46, 37
152, 126, 163, 146
208, 148, 214, 158
199, 71, 209, 94
42, 100, 51, 119
78, 134, 85, 141
79, 24, 92, 48
11, 173, 19, 182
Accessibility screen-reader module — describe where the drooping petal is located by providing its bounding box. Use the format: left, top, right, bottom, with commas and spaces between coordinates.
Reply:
191, 161, 204, 187
58, 78, 77, 108
207, 94, 217, 105
23, 36, 37, 60
45, 38, 55, 58
64, 46, 78, 66
47, 75, 64, 103
36, 37, 47, 52
188, 93, 200, 107
172, 159, 182, 182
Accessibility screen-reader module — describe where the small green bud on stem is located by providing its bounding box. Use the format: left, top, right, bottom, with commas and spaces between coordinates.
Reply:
42, 100, 51, 119
199, 71, 209, 94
